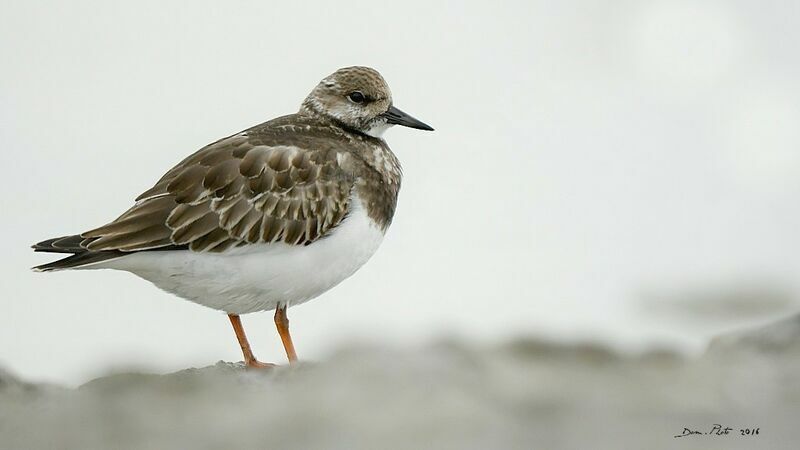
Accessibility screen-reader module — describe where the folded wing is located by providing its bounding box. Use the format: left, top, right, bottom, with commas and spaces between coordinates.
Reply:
79, 132, 354, 253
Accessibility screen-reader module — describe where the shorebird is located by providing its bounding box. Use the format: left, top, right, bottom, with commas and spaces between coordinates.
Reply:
32, 66, 433, 368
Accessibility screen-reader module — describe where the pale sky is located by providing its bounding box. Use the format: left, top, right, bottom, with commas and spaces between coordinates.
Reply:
2, 0, 800, 385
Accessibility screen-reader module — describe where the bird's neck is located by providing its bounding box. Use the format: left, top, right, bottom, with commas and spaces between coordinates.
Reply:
298, 101, 331, 123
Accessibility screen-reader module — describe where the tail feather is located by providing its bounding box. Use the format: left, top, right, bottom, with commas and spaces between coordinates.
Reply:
32, 234, 88, 253
32, 251, 124, 272
32, 234, 124, 271
33, 233, 186, 271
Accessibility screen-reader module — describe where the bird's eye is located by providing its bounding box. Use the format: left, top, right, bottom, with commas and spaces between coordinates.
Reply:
348, 91, 366, 104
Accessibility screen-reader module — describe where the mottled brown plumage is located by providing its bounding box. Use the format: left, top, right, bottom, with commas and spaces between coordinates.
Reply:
75, 114, 401, 254
32, 65, 432, 367
33, 66, 430, 273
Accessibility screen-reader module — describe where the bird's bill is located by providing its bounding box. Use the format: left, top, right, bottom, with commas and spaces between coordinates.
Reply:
381, 105, 434, 131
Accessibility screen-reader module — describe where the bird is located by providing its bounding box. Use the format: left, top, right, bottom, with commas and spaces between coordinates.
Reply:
32, 66, 433, 368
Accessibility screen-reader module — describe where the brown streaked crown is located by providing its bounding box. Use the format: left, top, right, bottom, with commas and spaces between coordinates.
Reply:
300, 66, 393, 132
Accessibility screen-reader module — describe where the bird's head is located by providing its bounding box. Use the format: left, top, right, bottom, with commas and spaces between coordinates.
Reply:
301, 66, 433, 137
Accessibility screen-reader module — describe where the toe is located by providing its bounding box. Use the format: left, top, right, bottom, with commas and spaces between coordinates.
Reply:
245, 359, 276, 369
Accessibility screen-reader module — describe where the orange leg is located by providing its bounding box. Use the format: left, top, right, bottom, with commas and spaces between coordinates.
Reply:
228, 314, 274, 369
274, 304, 298, 364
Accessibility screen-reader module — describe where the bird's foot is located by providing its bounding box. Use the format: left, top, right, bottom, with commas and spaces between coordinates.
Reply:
245, 358, 276, 370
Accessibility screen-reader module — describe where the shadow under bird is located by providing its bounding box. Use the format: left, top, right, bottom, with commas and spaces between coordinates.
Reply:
32, 66, 433, 368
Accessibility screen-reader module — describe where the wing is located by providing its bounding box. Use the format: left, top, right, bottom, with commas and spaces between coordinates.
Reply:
78, 130, 354, 253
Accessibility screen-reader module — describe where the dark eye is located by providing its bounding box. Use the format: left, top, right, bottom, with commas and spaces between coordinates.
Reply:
348, 91, 366, 104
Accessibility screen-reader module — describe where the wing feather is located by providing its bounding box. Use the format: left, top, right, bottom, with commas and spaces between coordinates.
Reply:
77, 129, 354, 253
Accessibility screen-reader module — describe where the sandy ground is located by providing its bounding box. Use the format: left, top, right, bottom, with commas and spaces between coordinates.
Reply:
2, 315, 799, 450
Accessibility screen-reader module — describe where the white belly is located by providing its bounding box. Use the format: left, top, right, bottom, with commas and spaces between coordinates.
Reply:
95, 198, 385, 314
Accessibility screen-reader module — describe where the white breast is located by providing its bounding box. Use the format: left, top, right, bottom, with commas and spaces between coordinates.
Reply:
95, 196, 385, 314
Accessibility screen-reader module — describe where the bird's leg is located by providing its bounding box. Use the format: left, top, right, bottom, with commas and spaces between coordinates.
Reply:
228, 314, 275, 369
274, 304, 298, 364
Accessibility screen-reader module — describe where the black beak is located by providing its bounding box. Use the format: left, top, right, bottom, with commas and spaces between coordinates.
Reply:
381, 105, 434, 131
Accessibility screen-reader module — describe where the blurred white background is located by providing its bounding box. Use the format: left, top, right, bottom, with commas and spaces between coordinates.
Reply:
1, 0, 799, 386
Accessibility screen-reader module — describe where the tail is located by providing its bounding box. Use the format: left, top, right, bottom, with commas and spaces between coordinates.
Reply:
32, 234, 124, 272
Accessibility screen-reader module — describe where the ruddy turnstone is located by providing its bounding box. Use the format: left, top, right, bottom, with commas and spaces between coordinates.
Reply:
32, 66, 433, 368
